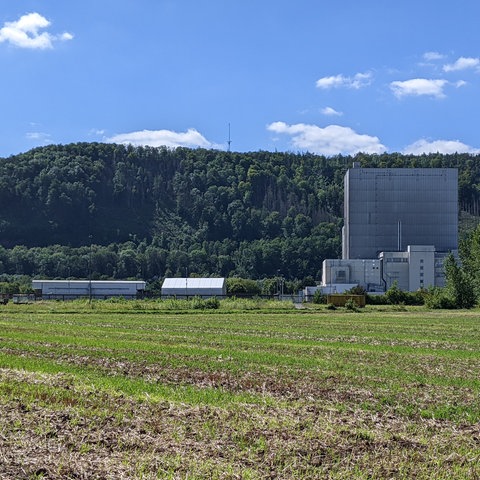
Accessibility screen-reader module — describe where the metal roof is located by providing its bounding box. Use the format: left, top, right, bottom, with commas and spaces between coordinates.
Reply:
162, 278, 225, 289
32, 280, 146, 286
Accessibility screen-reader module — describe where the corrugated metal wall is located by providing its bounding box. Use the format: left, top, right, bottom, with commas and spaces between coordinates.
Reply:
344, 168, 458, 259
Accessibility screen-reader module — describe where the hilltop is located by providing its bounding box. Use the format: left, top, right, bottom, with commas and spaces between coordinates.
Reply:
0, 143, 479, 282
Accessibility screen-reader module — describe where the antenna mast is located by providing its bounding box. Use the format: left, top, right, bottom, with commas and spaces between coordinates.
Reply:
227, 123, 232, 152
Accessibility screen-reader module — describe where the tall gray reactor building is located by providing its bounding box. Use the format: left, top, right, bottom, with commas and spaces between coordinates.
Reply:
343, 167, 458, 259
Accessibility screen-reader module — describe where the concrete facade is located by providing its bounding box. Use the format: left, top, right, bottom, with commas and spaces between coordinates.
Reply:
343, 167, 458, 260
322, 166, 458, 293
323, 245, 442, 292
322, 259, 382, 292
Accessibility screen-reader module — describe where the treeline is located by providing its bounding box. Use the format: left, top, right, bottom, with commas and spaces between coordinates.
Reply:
0, 232, 337, 285
1, 143, 480, 282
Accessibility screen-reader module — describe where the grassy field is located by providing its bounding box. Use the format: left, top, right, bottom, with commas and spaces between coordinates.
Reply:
0, 299, 479, 479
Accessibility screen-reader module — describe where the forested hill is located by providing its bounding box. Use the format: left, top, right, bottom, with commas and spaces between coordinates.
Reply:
0, 142, 479, 283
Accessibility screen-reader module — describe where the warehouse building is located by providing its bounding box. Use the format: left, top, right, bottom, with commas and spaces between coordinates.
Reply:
32, 280, 146, 299
161, 277, 226, 298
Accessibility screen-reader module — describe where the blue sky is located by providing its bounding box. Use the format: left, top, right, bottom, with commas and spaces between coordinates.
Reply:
2, 1, 480, 157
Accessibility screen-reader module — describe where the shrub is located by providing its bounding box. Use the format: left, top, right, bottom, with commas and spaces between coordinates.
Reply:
346, 285, 367, 295
366, 293, 389, 305
385, 281, 408, 305
204, 297, 220, 309
344, 299, 359, 312
424, 287, 457, 309
312, 290, 326, 304
191, 296, 220, 310
226, 278, 261, 296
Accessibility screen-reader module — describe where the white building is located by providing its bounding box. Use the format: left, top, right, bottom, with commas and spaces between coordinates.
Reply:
161, 278, 226, 298
322, 245, 448, 292
32, 280, 146, 299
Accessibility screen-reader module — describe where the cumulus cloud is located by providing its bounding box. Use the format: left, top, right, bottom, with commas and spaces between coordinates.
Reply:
423, 51, 445, 61
106, 128, 215, 149
390, 78, 449, 98
0, 12, 73, 49
26, 131, 52, 144
316, 72, 372, 90
403, 139, 480, 155
267, 121, 386, 156
321, 106, 343, 116
443, 56, 480, 72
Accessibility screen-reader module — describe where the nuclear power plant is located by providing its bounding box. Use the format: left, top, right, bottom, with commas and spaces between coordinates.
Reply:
322, 164, 458, 292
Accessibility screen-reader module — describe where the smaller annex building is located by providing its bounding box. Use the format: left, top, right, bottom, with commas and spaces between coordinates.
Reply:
32, 280, 146, 300
161, 278, 226, 298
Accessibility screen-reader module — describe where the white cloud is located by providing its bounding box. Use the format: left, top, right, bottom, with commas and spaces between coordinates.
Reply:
26, 131, 52, 144
403, 139, 480, 155
390, 78, 448, 98
316, 72, 372, 90
0, 12, 73, 49
267, 121, 386, 156
443, 56, 480, 72
423, 51, 445, 61
321, 106, 343, 116
106, 128, 215, 149
60, 32, 74, 41
316, 75, 345, 89
89, 128, 105, 137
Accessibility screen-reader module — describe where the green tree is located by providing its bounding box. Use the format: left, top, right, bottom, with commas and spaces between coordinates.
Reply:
226, 278, 261, 296
384, 281, 408, 305
459, 224, 480, 299
444, 253, 475, 309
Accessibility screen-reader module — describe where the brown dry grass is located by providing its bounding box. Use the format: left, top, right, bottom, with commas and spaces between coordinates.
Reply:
1, 369, 479, 480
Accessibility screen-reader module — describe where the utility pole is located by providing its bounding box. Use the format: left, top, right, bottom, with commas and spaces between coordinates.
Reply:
88, 235, 93, 302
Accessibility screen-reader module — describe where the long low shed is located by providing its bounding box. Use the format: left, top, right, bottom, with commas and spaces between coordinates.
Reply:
32, 280, 146, 299
161, 278, 226, 298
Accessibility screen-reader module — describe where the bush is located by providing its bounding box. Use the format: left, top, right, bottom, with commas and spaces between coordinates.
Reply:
312, 290, 326, 304
383, 282, 426, 306
384, 281, 407, 305
366, 293, 389, 305
346, 285, 367, 295
204, 297, 220, 309
424, 288, 457, 309
344, 299, 359, 311
191, 296, 220, 310
226, 278, 261, 296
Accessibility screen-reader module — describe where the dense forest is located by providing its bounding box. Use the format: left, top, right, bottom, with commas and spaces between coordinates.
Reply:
0, 142, 479, 286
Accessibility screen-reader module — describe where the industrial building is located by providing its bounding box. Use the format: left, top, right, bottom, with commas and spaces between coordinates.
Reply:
161, 277, 226, 298
343, 166, 458, 259
32, 280, 146, 299
322, 165, 458, 293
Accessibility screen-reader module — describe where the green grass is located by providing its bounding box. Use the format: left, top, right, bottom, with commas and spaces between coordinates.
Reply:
0, 300, 479, 478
